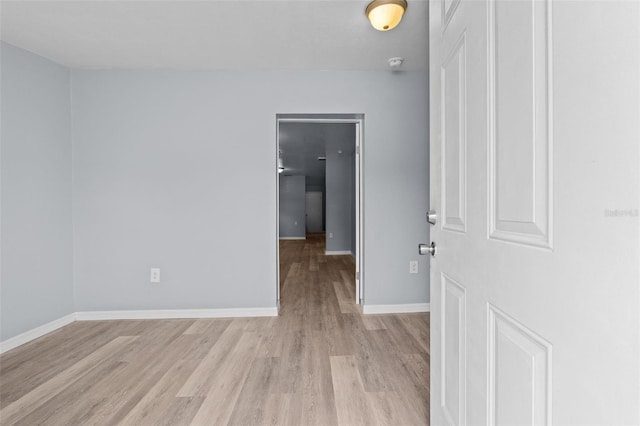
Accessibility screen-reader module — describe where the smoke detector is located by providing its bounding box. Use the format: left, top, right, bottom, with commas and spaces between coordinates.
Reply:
388, 57, 404, 68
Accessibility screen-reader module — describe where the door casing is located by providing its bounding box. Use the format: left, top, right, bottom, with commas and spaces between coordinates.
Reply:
276, 114, 364, 310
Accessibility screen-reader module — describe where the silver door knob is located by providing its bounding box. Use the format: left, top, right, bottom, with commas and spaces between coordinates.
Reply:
419, 242, 436, 256
427, 210, 437, 225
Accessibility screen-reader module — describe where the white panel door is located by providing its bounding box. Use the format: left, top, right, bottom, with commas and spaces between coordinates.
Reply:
429, 0, 639, 424
305, 191, 323, 233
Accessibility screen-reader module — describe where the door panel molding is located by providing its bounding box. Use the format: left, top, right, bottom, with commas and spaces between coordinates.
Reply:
488, 0, 553, 249
442, 0, 462, 34
441, 273, 467, 425
441, 32, 468, 234
487, 304, 552, 425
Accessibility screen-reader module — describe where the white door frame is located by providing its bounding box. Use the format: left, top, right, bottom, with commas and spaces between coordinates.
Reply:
276, 115, 364, 309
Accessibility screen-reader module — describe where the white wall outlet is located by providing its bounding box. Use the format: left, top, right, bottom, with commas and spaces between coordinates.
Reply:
150, 268, 161, 283
329, 232, 333, 238
409, 261, 418, 274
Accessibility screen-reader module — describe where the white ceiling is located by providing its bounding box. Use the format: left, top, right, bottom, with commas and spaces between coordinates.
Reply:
0, 0, 429, 70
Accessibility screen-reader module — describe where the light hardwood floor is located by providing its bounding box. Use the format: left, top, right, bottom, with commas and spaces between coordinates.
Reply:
0, 234, 430, 425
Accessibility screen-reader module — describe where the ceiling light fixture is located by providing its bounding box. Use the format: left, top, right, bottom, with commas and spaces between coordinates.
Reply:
365, 0, 407, 31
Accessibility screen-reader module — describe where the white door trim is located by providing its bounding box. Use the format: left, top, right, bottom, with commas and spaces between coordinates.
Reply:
276, 115, 364, 307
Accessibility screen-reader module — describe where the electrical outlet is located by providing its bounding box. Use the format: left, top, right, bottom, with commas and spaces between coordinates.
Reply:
409, 261, 418, 274
150, 268, 161, 283
329, 232, 333, 238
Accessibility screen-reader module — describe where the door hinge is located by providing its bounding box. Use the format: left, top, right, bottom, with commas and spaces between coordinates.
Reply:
356, 271, 360, 280
356, 145, 360, 155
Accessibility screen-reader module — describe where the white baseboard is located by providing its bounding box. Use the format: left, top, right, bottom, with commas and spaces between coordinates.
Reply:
75, 307, 279, 321
279, 237, 306, 240
325, 250, 352, 255
363, 303, 431, 314
1, 307, 278, 353
0, 313, 76, 355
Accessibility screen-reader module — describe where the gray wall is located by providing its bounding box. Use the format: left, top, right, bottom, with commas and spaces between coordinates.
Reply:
305, 183, 324, 192
0, 45, 429, 341
71, 68, 429, 309
279, 175, 306, 239
0, 43, 74, 341
80, 71, 433, 313
325, 124, 356, 253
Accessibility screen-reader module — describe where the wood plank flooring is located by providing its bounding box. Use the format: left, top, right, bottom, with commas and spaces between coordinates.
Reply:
0, 233, 430, 425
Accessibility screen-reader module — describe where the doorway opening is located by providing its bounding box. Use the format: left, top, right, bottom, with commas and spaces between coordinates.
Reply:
276, 114, 364, 311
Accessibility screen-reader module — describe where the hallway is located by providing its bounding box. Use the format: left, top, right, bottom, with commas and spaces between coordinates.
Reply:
277, 233, 430, 424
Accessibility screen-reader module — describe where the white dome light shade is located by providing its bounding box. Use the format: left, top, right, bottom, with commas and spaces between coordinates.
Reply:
366, 0, 408, 31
